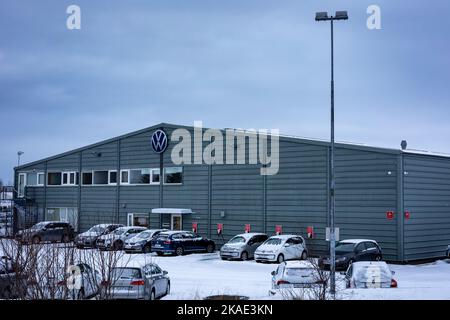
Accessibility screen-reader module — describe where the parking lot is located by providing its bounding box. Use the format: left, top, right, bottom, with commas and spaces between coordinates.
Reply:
123, 251, 450, 300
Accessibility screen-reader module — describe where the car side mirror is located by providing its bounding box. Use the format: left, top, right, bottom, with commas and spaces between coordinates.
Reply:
271, 271, 276, 276
163, 270, 168, 276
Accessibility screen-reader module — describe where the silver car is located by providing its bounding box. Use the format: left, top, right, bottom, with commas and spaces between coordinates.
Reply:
96, 226, 147, 250
109, 263, 170, 300
124, 229, 168, 253
220, 233, 268, 261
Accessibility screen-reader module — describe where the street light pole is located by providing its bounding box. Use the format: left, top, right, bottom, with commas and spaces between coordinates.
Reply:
17, 151, 24, 167
315, 10, 348, 296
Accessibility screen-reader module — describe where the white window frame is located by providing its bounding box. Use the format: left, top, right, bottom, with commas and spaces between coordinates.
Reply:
37, 172, 45, 186
171, 214, 183, 231
81, 171, 94, 186
163, 167, 183, 185
120, 170, 130, 185
18, 173, 27, 198
62, 171, 77, 186
92, 170, 109, 185
150, 168, 161, 185
47, 171, 63, 186
127, 213, 150, 227
108, 170, 118, 185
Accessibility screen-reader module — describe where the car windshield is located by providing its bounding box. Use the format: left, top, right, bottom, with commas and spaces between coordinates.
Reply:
353, 265, 391, 283
88, 226, 106, 233
113, 228, 127, 235
264, 238, 282, 245
112, 268, 141, 279
228, 236, 246, 244
285, 268, 314, 277
31, 222, 48, 230
335, 242, 356, 253
137, 231, 152, 239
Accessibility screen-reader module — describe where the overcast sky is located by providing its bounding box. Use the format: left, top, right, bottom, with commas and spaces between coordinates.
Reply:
1, 0, 449, 183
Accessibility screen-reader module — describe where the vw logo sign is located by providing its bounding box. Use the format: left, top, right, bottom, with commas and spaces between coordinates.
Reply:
151, 129, 168, 153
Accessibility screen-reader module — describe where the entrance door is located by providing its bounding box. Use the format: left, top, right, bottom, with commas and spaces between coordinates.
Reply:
18, 173, 26, 198
171, 215, 182, 231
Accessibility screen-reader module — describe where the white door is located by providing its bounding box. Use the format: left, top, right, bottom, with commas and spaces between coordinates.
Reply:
18, 173, 26, 198
171, 215, 182, 231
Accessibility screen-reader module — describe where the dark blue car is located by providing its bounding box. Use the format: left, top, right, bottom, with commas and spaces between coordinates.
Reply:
151, 231, 215, 256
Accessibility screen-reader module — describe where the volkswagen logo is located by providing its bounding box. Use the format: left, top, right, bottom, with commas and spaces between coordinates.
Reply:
151, 129, 168, 153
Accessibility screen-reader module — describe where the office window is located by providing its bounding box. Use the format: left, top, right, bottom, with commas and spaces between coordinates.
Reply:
109, 171, 117, 184
93, 171, 108, 185
130, 169, 150, 184
26, 172, 37, 186
151, 169, 160, 184
62, 172, 77, 186
120, 170, 129, 184
48, 172, 62, 186
37, 173, 45, 186
164, 167, 183, 184
82, 172, 93, 185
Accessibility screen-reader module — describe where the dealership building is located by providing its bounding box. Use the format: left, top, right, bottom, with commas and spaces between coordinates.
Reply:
14, 123, 450, 262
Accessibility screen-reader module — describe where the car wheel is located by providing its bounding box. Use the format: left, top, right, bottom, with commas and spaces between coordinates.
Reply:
277, 254, 285, 263
150, 289, 156, 300
221, 257, 227, 261
241, 251, 249, 261
301, 251, 308, 260
113, 241, 123, 251
143, 245, 151, 254
375, 255, 382, 261
206, 244, 214, 253
32, 236, 40, 244
175, 247, 184, 256
62, 234, 70, 243
166, 282, 170, 295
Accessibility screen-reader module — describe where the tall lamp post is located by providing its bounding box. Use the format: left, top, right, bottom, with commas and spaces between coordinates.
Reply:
17, 151, 24, 167
315, 10, 348, 296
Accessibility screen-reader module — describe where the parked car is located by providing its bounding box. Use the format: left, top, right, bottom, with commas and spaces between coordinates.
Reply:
151, 231, 215, 256
269, 260, 324, 294
108, 263, 170, 300
124, 229, 168, 254
74, 224, 124, 249
319, 239, 383, 271
220, 233, 268, 261
96, 226, 147, 250
57, 263, 102, 299
0, 256, 27, 299
447, 245, 450, 259
254, 235, 307, 263
343, 261, 397, 289
16, 221, 75, 244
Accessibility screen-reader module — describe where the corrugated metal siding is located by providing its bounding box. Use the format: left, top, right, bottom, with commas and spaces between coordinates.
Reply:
266, 141, 328, 255
335, 148, 399, 260
403, 154, 450, 260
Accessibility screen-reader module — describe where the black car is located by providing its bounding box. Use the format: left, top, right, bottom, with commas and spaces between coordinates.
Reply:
16, 221, 75, 244
151, 231, 215, 256
318, 239, 383, 270
74, 224, 124, 249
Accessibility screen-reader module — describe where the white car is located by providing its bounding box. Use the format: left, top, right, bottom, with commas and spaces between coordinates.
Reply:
56, 263, 102, 299
270, 260, 324, 294
254, 235, 307, 263
343, 261, 397, 289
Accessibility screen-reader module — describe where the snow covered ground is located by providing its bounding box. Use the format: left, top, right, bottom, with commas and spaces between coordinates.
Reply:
125, 252, 450, 300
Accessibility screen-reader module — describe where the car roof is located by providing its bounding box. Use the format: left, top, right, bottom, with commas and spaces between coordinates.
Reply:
282, 260, 315, 268
339, 239, 378, 245
268, 234, 303, 240
116, 226, 147, 231
352, 261, 388, 268
233, 232, 267, 239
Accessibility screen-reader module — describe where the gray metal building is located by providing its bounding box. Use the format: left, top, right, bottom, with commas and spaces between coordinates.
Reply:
13, 123, 450, 262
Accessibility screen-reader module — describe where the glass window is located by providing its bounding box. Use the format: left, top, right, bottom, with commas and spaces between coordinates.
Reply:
109, 171, 117, 184
27, 173, 38, 186
130, 169, 150, 184
48, 172, 62, 186
120, 170, 129, 184
82, 172, 93, 185
37, 173, 45, 185
18, 173, 26, 197
62, 173, 68, 185
164, 167, 183, 184
151, 169, 160, 184
93, 171, 108, 185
